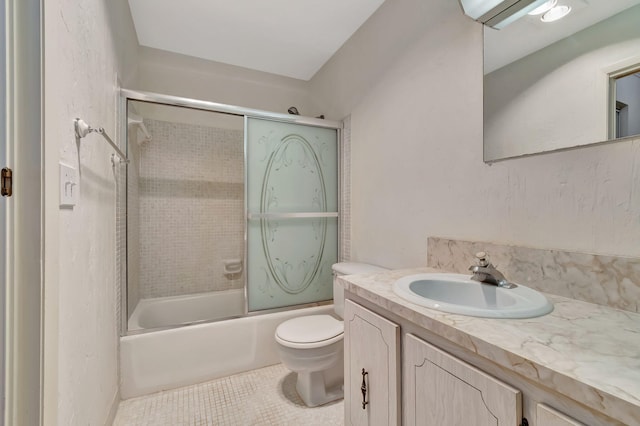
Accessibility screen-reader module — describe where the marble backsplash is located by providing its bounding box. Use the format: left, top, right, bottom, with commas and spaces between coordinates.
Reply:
427, 237, 640, 314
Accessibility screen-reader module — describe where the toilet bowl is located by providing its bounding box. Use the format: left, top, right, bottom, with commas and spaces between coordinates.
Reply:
275, 262, 388, 407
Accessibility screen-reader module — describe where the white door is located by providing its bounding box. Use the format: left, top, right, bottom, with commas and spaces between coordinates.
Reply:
344, 299, 400, 426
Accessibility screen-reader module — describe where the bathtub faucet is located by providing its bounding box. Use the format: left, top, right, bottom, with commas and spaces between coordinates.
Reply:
468, 252, 515, 289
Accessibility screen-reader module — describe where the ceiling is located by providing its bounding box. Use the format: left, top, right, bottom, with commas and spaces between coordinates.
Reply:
128, 0, 385, 81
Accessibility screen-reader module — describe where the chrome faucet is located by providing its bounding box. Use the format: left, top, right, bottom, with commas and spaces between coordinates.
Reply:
468, 252, 515, 289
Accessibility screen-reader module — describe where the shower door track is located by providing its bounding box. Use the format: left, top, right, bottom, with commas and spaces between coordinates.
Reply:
120, 89, 342, 129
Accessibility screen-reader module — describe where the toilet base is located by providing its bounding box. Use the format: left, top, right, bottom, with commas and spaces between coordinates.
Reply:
296, 370, 344, 407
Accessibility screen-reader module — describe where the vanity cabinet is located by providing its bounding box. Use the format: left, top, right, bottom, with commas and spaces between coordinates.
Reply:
404, 333, 521, 425
343, 280, 631, 426
344, 299, 400, 426
537, 404, 585, 426
343, 299, 591, 426
344, 299, 520, 426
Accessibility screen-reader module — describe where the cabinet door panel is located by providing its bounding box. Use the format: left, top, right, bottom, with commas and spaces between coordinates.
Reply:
404, 334, 522, 426
537, 404, 585, 426
344, 299, 400, 426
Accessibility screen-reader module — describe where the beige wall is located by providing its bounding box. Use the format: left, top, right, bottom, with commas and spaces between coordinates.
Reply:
43, 0, 138, 424
309, 0, 440, 120
136, 47, 320, 117
310, 0, 640, 268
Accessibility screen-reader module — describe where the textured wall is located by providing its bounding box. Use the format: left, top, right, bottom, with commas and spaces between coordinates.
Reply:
136, 46, 320, 117
137, 118, 245, 299
43, 0, 138, 424
311, 0, 640, 269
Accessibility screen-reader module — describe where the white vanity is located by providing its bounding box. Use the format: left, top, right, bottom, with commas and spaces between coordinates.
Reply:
339, 267, 640, 426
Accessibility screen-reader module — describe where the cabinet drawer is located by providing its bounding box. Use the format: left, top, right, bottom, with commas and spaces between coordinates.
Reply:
538, 404, 585, 426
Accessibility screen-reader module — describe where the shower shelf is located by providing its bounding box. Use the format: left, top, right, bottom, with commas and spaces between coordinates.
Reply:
223, 259, 243, 275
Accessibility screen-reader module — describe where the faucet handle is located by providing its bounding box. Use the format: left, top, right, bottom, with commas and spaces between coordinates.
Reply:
474, 251, 489, 267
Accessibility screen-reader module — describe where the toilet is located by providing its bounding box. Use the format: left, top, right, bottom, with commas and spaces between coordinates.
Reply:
275, 262, 388, 407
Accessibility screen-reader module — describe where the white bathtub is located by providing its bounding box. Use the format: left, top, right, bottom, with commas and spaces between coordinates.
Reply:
120, 294, 333, 399
128, 289, 246, 330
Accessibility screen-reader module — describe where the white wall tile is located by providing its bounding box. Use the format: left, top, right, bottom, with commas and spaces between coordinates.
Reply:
137, 119, 245, 299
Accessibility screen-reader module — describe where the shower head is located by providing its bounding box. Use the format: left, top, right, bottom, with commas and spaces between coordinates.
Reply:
287, 107, 299, 115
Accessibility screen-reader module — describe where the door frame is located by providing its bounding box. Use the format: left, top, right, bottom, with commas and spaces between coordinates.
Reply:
0, 0, 7, 421
3, 0, 43, 424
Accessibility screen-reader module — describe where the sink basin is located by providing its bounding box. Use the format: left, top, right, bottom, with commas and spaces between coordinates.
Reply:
393, 273, 553, 318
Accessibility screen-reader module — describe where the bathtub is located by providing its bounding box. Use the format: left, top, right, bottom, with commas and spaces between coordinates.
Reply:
128, 289, 246, 330
120, 293, 333, 399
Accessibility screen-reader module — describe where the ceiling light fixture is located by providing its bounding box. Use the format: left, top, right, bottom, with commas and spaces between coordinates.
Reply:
459, 0, 554, 29
528, 0, 557, 15
541, 5, 572, 22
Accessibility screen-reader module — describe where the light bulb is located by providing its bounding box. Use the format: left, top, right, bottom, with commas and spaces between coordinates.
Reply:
541, 5, 571, 22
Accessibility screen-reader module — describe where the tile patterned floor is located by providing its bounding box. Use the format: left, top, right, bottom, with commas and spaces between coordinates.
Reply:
113, 364, 344, 425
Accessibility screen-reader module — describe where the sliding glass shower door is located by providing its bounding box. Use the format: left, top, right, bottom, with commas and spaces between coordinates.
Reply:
246, 118, 338, 311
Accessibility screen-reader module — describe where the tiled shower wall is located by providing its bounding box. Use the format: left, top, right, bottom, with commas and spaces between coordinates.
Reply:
137, 119, 244, 299
340, 115, 351, 262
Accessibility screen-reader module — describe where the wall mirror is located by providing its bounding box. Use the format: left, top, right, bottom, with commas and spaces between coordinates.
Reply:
483, 0, 640, 162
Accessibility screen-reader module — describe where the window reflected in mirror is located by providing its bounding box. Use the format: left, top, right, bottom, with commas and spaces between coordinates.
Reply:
614, 71, 640, 139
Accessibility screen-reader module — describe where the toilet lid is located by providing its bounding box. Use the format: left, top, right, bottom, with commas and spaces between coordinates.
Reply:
276, 315, 343, 344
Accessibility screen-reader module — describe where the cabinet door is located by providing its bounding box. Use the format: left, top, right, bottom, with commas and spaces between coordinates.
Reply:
537, 404, 585, 426
344, 299, 400, 426
404, 334, 522, 426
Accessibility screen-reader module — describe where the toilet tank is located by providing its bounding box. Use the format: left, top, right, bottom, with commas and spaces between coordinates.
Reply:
332, 262, 388, 318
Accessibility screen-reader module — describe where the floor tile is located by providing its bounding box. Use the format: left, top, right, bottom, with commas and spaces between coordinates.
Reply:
113, 364, 344, 425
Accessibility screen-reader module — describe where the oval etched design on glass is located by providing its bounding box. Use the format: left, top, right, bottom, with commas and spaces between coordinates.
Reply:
260, 134, 328, 294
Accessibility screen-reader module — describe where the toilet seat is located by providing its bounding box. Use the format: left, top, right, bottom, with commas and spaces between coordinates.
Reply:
275, 315, 344, 349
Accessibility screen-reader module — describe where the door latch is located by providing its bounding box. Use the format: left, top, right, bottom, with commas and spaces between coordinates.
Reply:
1, 167, 12, 197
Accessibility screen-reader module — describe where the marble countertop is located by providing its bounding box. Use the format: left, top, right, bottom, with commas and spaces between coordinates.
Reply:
339, 267, 640, 425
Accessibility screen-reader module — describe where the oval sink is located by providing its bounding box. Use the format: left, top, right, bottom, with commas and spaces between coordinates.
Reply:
393, 273, 553, 318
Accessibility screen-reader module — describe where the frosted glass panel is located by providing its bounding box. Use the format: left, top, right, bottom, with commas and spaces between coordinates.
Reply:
246, 118, 338, 311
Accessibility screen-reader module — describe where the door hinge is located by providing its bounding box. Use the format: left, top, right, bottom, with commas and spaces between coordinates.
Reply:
1, 167, 13, 197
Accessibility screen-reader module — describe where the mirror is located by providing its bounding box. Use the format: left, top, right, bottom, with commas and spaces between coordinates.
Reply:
483, 0, 640, 162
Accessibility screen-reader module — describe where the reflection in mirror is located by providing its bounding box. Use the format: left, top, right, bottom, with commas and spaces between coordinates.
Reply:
484, 0, 640, 162
614, 71, 640, 139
